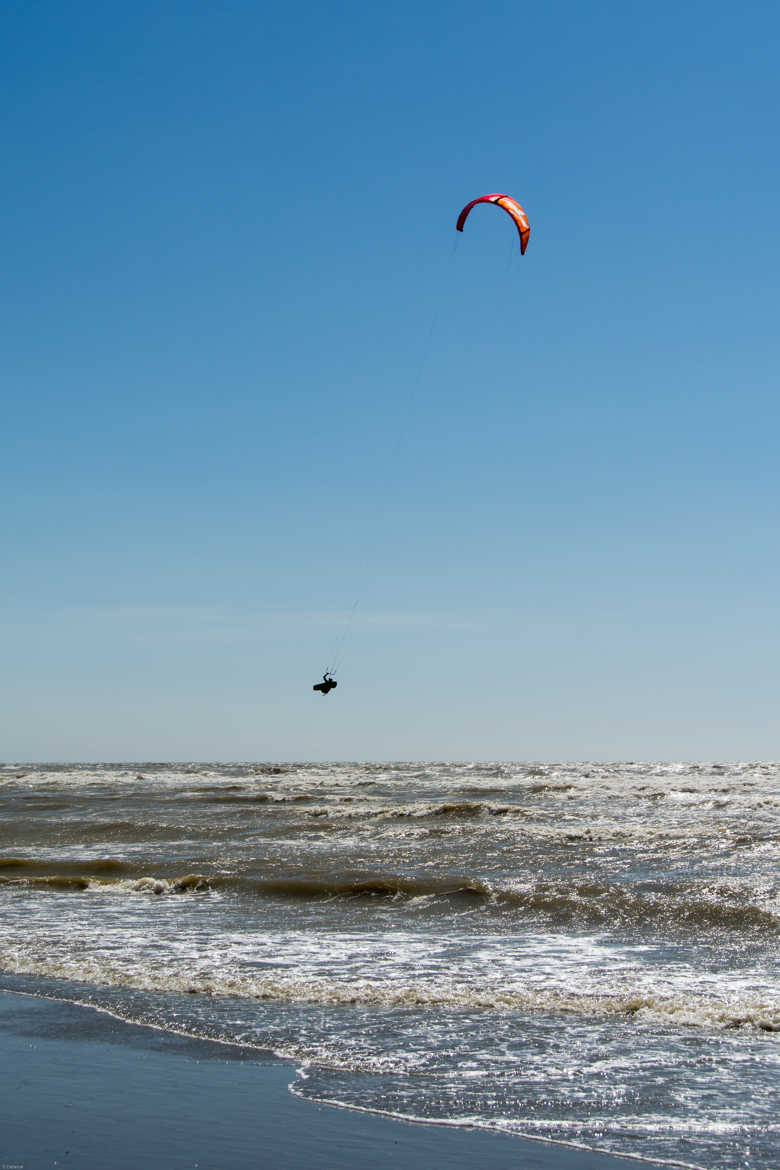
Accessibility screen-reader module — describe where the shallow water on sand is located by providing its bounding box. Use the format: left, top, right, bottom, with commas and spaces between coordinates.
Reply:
1, 761, 778, 1168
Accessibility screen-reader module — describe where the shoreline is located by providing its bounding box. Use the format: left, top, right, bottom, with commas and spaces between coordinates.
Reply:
0, 988, 661, 1170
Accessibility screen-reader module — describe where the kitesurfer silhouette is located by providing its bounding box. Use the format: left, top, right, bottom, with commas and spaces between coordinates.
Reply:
313, 673, 337, 695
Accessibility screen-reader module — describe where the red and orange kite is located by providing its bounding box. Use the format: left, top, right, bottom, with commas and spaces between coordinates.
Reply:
456, 193, 530, 254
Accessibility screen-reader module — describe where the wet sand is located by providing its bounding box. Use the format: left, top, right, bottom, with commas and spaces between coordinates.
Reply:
0, 990, 654, 1169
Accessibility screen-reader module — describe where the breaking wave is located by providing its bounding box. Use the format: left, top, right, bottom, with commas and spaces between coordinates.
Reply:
2, 857, 777, 935
2, 949, 777, 1032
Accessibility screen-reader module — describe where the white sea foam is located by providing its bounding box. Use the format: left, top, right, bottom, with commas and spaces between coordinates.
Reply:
2, 903, 777, 1031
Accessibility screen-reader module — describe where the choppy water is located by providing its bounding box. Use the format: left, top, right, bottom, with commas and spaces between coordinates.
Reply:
1, 761, 778, 1168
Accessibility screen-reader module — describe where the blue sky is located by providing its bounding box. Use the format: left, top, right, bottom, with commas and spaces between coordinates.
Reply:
3, 0, 780, 760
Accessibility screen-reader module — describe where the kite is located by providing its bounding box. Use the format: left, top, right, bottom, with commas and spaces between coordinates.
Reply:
456, 193, 530, 254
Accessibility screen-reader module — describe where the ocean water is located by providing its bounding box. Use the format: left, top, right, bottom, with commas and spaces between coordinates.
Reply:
0, 761, 777, 1168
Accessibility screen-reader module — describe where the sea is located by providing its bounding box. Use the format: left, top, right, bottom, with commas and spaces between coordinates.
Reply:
1, 761, 777, 1168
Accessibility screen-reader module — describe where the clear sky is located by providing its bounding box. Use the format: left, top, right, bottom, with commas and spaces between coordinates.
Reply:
3, 0, 780, 761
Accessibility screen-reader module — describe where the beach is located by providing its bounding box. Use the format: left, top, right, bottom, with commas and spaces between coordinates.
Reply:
1, 762, 777, 1169
0, 990, 653, 1170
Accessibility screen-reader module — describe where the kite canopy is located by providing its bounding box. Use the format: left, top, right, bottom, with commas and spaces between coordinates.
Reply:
456, 193, 530, 254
